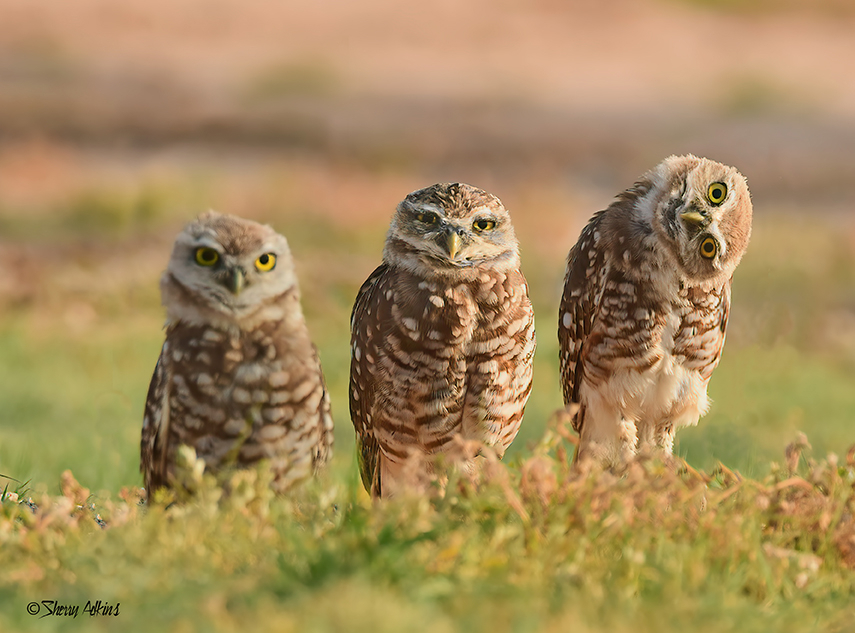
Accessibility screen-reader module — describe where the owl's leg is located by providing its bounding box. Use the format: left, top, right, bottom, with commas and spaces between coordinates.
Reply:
636, 422, 654, 448
576, 390, 638, 466
656, 424, 676, 455
639, 422, 680, 470
378, 454, 408, 498
637, 420, 675, 457
650, 385, 707, 459
378, 448, 438, 498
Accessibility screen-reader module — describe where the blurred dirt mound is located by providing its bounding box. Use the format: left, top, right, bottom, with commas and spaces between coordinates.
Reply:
0, 0, 853, 206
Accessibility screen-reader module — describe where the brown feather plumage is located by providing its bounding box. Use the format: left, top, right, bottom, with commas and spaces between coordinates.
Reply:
558, 155, 751, 464
141, 213, 333, 498
350, 183, 536, 497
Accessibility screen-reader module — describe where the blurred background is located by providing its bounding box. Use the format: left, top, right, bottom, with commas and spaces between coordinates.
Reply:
0, 0, 854, 492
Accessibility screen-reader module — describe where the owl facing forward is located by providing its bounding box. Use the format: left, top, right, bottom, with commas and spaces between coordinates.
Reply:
559, 155, 752, 465
350, 183, 536, 497
141, 212, 333, 498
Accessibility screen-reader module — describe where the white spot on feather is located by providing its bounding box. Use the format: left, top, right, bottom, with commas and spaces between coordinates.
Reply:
232, 387, 251, 404
269, 371, 290, 388
196, 373, 213, 387
258, 425, 286, 441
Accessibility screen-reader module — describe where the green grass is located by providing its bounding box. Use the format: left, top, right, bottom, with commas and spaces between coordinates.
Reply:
0, 190, 854, 632
1, 446, 854, 633
0, 316, 157, 492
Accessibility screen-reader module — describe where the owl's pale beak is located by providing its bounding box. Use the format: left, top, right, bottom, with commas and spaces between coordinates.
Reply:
680, 210, 706, 226
227, 268, 245, 295
445, 232, 462, 260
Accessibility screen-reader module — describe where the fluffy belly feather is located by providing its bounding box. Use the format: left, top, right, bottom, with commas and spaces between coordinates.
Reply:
601, 310, 709, 428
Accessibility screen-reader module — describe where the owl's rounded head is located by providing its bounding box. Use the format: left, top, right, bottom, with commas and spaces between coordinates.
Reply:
163, 212, 297, 322
650, 155, 752, 282
383, 183, 519, 277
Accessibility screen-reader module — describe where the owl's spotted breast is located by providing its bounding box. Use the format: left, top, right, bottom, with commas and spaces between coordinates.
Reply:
143, 296, 333, 493
351, 265, 535, 496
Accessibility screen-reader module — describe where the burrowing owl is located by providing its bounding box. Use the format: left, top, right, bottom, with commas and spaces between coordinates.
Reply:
141, 212, 334, 497
350, 183, 536, 497
558, 155, 752, 464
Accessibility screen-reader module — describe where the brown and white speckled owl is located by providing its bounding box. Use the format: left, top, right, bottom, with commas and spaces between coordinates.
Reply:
350, 183, 536, 497
141, 212, 334, 498
559, 155, 752, 465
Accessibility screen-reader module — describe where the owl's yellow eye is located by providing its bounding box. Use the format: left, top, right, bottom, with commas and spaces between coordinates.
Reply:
473, 218, 496, 232
255, 253, 276, 272
195, 247, 219, 266
416, 212, 438, 225
700, 236, 718, 259
707, 182, 727, 205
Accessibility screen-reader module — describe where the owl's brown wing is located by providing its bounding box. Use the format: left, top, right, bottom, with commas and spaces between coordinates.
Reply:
140, 342, 172, 496
311, 343, 335, 470
349, 263, 391, 496
558, 211, 608, 432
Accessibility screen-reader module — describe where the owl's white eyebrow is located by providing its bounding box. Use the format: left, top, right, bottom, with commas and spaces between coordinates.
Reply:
414, 204, 445, 216
192, 237, 223, 251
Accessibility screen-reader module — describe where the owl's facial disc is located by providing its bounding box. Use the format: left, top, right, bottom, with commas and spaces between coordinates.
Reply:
385, 185, 520, 278
642, 156, 751, 285
163, 213, 300, 328
174, 233, 291, 312
406, 206, 507, 266
660, 183, 732, 279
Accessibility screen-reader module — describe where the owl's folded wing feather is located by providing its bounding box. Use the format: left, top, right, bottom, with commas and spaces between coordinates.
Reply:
349, 263, 391, 496
140, 344, 172, 495
311, 344, 336, 470
558, 211, 608, 432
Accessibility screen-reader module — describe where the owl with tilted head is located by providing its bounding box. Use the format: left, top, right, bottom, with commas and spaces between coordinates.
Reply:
350, 183, 536, 498
141, 212, 333, 498
559, 155, 752, 465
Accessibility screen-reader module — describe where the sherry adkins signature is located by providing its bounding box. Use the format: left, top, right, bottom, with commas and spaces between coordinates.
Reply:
27, 600, 120, 618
